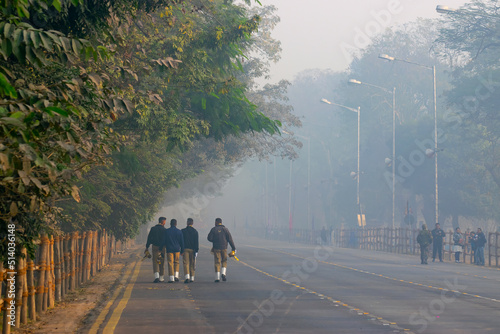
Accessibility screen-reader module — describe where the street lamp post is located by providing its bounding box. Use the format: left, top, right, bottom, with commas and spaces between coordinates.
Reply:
379, 53, 438, 228
320, 99, 361, 211
347, 79, 396, 230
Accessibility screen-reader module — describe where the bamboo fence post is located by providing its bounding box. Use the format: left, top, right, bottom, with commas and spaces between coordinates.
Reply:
48, 235, 55, 308
14, 249, 24, 327
43, 235, 51, 311
63, 234, 69, 295
27, 254, 36, 321
69, 232, 78, 290
91, 231, 97, 277
54, 236, 61, 301
0, 260, 3, 314
21, 248, 28, 324
88, 231, 93, 278
101, 230, 106, 267
87, 231, 92, 280
96, 231, 101, 272
2, 262, 12, 334
36, 234, 47, 313
78, 232, 83, 286
82, 231, 88, 283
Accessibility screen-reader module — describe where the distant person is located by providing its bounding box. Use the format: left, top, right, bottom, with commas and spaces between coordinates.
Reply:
163, 219, 184, 283
182, 218, 199, 283
475, 228, 487, 266
145, 217, 167, 283
417, 224, 432, 265
453, 227, 465, 263
320, 226, 328, 245
207, 218, 236, 282
469, 231, 477, 263
431, 223, 445, 262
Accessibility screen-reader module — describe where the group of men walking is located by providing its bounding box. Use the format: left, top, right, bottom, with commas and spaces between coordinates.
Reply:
145, 217, 236, 283
417, 222, 487, 265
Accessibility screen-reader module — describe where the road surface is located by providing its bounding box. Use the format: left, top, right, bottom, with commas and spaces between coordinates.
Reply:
83, 236, 500, 334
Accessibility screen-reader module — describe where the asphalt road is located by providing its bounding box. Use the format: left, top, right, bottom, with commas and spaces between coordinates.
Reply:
88, 236, 500, 334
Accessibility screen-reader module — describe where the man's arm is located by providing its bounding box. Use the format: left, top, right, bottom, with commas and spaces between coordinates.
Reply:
179, 230, 185, 253
146, 227, 153, 249
194, 229, 199, 253
207, 228, 214, 242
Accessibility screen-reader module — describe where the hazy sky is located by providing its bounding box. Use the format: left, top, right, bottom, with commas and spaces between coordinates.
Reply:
262, 0, 468, 83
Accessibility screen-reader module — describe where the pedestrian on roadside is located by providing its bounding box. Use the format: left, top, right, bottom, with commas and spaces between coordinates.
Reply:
417, 224, 432, 265
475, 228, 487, 266
431, 223, 445, 262
182, 218, 199, 283
320, 226, 328, 245
163, 219, 184, 283
207, 217, 236, 283
145, 217, 167, 283
453, 227, 465, 263
469, 231, 477, 264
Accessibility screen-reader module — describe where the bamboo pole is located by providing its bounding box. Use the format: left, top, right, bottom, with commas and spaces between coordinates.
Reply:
27, 254, 36, 321
21, 248, 28, 324
77, 232, 83, 286
48, 235, 55, 308
70, 232, 77, 290
14, 249, 25, 327
81, 231, 88, 283
36, 234, 47, 313
63, 234, 69, 295
91, 231, 97, 277
54, 236, 61, 301
1, 260, 11, 334
86, 231, 92, 281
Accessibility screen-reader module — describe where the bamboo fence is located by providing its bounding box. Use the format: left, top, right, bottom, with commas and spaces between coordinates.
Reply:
0, 230, 130, 334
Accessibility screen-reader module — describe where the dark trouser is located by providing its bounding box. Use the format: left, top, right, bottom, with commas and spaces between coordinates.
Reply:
455, 251, 461, 262
152, 245, 165, 276
476, 246, 485, 265
420, 245, 429, 264
432, 242, 443, 261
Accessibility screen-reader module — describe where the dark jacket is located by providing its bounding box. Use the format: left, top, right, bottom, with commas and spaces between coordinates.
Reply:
146, 224, 166, 248
476, 232, 487, 248
182, 226, 199, 253
207, 225, 235, 251
417, 229, 432, 247
163, 226, 184, 253
431, 228, 445, 244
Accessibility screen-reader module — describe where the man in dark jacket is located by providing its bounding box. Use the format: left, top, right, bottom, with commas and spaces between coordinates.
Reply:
145, 217, 166, 283
207, 218, 236, 282
182, 218, 199, 283
475, 228, 487, 266
431, 223, 445, 262
163, 219, 184, 283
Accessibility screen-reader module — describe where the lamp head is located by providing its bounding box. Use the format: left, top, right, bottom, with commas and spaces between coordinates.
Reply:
436, 5, 456, 14
378, 54, 395, 61
348, 79, 362, 85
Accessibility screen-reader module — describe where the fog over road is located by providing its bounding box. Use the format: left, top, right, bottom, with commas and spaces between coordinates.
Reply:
87, 237, 500, 334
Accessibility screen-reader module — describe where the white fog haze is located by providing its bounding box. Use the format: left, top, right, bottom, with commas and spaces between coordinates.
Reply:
185, 0, 498, 236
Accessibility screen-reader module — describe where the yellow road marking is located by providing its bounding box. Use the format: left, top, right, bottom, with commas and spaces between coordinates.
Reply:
102, 257, 142, 333
89, 255, 140, 334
